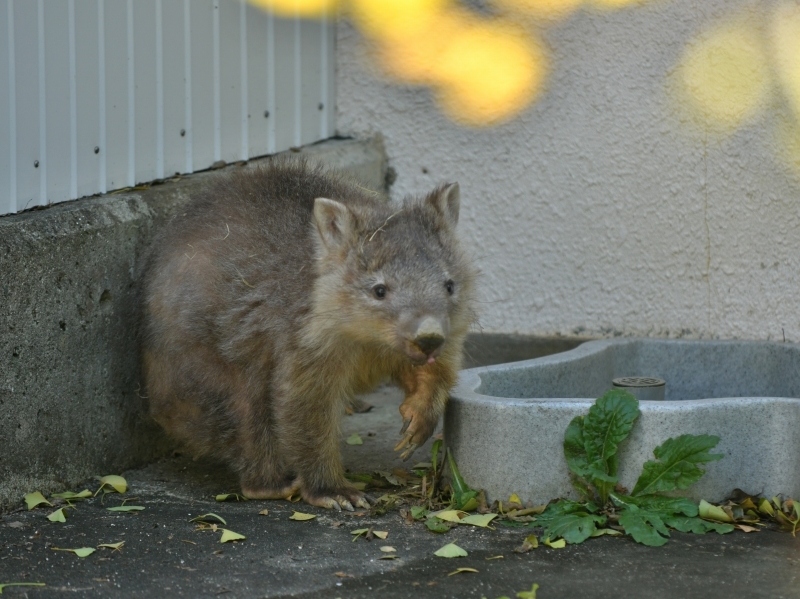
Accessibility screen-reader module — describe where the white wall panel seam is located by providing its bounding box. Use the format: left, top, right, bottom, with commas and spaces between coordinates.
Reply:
266, 11, 275, 154
320, 15, 328, 139
37, 0, 46, 207
239, 0, 248, 161
156, 0, 164, 179
68, 0, 77, 199
212, 0, 221, 162
293, 16, 300, 147
183, 0, 192, 173
7, 0, 16, 214
97, 0, 106, 194
126, 0, 135, 187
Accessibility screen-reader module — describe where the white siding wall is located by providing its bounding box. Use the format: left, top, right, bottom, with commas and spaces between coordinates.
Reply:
0, 0, 335, 216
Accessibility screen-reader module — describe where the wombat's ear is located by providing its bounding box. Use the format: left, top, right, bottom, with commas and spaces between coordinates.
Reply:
429, 183, 460, 228
313, 197, 353, 250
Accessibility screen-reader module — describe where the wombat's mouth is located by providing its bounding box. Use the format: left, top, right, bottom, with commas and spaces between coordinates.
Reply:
403, 338, 445, 366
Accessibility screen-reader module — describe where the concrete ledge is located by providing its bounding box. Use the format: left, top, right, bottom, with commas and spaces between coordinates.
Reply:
0, 138, 387, 510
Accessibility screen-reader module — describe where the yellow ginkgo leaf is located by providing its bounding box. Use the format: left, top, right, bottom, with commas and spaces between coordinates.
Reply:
289, 511, 316, 521
24, 492, 51, 510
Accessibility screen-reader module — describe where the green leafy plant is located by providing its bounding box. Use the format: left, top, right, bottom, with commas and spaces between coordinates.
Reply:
546, 389, 734, 546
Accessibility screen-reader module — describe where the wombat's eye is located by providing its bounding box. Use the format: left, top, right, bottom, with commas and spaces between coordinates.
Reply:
372, 284, 387, 300
445, 280, 455, 295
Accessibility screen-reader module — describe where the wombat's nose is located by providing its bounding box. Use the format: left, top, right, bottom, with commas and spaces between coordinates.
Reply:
415, 334, 445, 356
413, 317, 446, 356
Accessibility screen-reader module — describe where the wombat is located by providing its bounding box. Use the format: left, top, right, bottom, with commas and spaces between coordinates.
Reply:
140, 160, 476, 510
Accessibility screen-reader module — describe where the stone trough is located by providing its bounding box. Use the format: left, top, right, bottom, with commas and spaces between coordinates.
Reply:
445, 338, 800, 504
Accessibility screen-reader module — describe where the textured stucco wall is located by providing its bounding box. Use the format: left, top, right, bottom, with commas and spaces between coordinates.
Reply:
336, 0, 800, 340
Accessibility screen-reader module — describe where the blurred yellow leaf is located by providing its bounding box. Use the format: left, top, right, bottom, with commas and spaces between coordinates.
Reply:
429, 509, 466, 523
346, 433, 363, 446
373, 530, 389, 539
460, 513, 498, 528
543, 537, 566, 548
509, 494, 522, 505
380, 546, 396, 553
676, 18, 771, 130
349, 0, 451, 41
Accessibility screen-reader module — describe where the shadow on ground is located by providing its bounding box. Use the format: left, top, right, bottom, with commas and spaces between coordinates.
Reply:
1, 335, 797, 598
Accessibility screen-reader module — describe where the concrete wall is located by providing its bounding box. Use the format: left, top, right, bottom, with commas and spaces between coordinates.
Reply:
336, 0, 800, 341
0, 138, 387, 510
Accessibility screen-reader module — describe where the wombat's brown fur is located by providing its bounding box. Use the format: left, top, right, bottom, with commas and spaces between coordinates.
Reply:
141, 160, 476, 510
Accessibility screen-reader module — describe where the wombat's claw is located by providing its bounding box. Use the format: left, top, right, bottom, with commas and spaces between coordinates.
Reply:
400, 443, 419, 461
393, 434, 412, 452
399, 417, 412, 435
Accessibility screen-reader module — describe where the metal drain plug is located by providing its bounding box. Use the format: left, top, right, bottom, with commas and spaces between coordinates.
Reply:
612, 376, 666, 401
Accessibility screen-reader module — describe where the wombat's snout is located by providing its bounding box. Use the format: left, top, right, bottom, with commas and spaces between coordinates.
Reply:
406, 316, 447, 364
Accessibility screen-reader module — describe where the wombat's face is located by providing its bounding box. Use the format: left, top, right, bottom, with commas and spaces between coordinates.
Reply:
312, 184, 474, 365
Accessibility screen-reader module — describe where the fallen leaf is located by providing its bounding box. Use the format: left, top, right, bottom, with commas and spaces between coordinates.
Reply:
258, 509, 269, 516
181, 540, 197, 545
106, 506, 145, 512
47, 508, 68, 523
425, 518, 452, 533
590, 528, 623, 537
412, 462, 432, 470
380, 546, 396, 553
24, 492, 51, 510
334, 572, 354, 578
509, 494, 522, 505
215, 493, 247, 502
289, 511, 316, 521
96, 475, 127, 495
98, 542, 125, 551
735, 524, 760, 533
351, 528, 369, 541
346, 433, 363, 445
378, 555, 399, 560
189, 513, 227, 525
352, 482, 367, 491
448, 567, 479, 576
543, 538, 566, 549
434, 543, 468, 558
5, 522, 24, 529
516, 583, 540, 599
220, 529, 246, 543
460, 513, 497, 528
429, 510, 466, 523
485, 555, 504, 560
51, 490, 92, 501
699, 500, 733, 523
514, 534, 539, 553
758, 498, 776, 517
0, 583, 46, 594
51, 547, 96, 558
373, 531, 389, 540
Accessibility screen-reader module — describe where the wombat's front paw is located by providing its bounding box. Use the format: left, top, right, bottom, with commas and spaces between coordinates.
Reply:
394, 404, 438, 461
301, 484, 371, 512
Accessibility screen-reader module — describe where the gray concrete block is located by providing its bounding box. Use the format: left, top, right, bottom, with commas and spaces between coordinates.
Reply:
446, 338, 800, 504
0, 138, 387, 510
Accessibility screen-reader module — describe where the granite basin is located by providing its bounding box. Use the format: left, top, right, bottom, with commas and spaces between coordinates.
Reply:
446, 338, 800, 504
